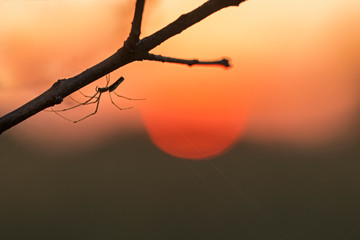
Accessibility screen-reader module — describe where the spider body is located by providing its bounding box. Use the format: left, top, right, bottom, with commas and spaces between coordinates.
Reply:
98, 76, 125, 93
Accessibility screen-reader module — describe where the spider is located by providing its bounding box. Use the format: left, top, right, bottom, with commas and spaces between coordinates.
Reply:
47, 75, 143, 123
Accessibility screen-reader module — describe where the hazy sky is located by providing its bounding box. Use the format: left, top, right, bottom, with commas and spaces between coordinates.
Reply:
1, 0, 359, 159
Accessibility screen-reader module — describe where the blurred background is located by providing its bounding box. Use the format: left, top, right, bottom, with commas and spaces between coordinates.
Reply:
1, 0, 360, 239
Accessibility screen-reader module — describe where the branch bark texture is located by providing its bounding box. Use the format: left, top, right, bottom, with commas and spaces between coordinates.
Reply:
0, 0, 247, 134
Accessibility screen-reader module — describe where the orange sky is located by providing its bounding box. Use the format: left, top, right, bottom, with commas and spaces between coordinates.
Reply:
1, 0, 360, 159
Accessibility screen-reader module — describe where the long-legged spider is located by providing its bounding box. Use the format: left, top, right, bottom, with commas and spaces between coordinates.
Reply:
46, 75, 143, 123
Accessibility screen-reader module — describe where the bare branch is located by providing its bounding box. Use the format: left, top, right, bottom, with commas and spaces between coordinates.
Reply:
142, 53, 230, 67
0, 0, 247, 134
124, 0, 145, 49
139, 0, 247, 51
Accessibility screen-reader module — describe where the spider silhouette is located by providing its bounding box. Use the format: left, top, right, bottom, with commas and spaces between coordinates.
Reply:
47, 75, 143, 123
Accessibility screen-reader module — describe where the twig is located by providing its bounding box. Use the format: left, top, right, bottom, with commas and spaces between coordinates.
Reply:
139, 0, 246, 51
142, 53, 230, 67
124, 0, 145, 50
0, 0, 247, 134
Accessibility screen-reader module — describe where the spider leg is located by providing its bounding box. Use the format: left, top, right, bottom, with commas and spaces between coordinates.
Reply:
73, 92, 103, 123
50, 108, 79, 123
112, 91, 145, 101
48, 91, 100, 113
78, 90, 94, 99
49, 92, 102, 123
105, 74, 110, 87
109, 92, 133, 110
43, 92, 96, 110
68, 95, 87, 104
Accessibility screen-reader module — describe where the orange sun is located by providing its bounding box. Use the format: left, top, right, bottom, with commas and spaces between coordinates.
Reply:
140, 63, 248, 160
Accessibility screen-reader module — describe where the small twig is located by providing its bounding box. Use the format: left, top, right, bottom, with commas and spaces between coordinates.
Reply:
124, 0, 145, 50
139, 0, 247, 52
142, 53, 230, 67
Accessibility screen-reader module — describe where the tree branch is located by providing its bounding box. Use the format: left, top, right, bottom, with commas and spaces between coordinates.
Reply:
124, 0, 145, 49
142, 53, 230, 67
139, 0, 247, 51
0, 0, 247, 134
